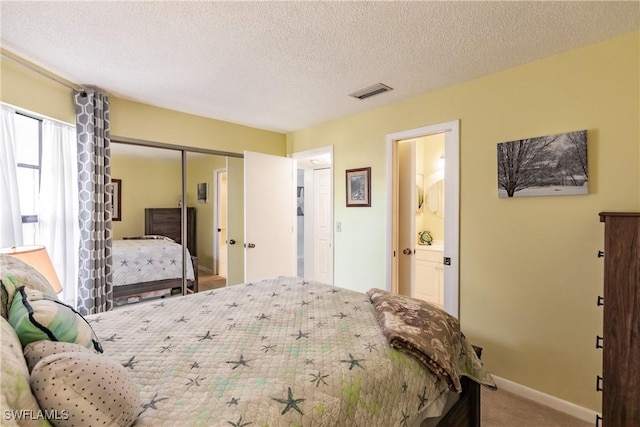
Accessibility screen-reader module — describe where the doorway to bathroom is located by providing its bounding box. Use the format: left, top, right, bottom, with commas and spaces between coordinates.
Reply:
387, 120, 460, 317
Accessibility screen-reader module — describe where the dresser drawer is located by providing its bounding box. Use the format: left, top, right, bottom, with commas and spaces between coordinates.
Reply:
145, 207, 197, 256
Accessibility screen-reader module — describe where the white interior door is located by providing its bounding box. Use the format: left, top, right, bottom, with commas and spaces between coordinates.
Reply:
244, 151, 296, 282
398, 141, 416, 297
226, 157, 244, 286
313, 168, 333, 284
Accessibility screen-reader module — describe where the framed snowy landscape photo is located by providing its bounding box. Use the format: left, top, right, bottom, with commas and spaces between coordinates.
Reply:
497, 130, 588, 198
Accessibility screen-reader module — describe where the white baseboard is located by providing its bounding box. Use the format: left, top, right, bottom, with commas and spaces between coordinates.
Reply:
491, 375, 598, 423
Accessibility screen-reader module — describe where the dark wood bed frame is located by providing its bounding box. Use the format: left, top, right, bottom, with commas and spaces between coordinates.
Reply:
113, 207, 199, 300
434, 345, 482, 427
437, 376, 481, 426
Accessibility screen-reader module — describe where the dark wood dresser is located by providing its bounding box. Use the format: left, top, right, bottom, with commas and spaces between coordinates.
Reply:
145, 207, 197, 256
598, 212, 640, 426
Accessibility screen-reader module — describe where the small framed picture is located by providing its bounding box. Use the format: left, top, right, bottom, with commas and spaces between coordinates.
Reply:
197, 182, 208, 203
345, 167, 371, 207
112, 179, 122, 221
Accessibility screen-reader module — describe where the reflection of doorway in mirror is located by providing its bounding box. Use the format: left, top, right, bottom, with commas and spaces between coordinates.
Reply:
215, 169, 228, 278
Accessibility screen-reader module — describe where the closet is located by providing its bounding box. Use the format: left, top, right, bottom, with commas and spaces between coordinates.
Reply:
110, 140, 244, 297
597, 212, 640, 425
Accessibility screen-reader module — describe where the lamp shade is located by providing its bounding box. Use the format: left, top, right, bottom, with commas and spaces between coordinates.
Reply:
0, 246, 63, 294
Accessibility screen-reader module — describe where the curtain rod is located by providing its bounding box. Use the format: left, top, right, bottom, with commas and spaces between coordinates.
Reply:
1, 51, 83, 92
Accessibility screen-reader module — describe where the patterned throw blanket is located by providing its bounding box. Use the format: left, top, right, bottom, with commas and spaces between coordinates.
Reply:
86, 278, 470, 426
112, 239, 195, 287
367, 288, 496, 393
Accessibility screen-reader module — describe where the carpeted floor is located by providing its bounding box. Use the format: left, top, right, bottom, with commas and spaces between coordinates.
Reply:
198, 273, 227, 291
482, 388, 593, 427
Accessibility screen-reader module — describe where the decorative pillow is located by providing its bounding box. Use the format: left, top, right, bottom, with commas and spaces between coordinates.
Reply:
0, 317, 50, 427
30, 352, 140, 427
8, 286, 102, 353
367, 288, 464, 391
24, 340, 94, 373
1, 254, 58, 320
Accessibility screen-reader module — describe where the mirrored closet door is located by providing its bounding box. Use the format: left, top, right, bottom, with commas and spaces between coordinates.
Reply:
110, 141, 244, 306
185, 151, 244, 291
110, 142, 193, 305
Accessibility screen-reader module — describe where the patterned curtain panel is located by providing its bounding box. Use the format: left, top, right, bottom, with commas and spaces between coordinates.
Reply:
74, 89, 113, 315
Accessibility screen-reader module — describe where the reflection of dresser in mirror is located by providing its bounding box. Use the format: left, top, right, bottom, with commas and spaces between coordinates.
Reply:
145, 207, 197, 256
414, 245, 444, 307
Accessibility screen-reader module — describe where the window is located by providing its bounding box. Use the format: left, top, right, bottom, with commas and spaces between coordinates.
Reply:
14, 112, 42, 245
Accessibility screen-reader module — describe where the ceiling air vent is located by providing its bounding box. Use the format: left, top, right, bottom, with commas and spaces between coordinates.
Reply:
349, 83, 393, 100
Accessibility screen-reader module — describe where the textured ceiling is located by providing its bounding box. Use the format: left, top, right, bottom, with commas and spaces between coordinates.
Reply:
1, 1, 638, 133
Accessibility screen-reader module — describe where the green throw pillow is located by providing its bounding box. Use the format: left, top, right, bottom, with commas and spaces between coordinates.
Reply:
1, 254, 59, 320
8, 286, 103, 353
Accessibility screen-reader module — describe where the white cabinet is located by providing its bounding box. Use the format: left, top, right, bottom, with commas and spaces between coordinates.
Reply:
413, 246, 443, 307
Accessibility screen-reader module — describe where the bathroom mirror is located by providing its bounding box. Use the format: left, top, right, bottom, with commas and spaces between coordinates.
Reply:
426, 179, 444, 218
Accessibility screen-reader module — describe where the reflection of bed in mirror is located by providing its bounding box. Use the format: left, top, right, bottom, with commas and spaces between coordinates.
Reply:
112, 207, 199, 301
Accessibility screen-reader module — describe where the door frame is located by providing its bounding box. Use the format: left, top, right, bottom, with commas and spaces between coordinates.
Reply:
291, 146, 334, 284
385, 120, 460, 317
213, 167, 226, 277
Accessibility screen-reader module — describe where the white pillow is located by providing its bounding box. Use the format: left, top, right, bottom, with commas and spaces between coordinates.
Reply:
30, 352, 140, 427
23, 340, 94, 373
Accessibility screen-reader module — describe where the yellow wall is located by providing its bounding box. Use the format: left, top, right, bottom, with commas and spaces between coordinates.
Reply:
185, 153, 227, 271
110, 153, 182, 239
287, 32, 640, 411
109, 98, 286, 155
1, 51, 76, 124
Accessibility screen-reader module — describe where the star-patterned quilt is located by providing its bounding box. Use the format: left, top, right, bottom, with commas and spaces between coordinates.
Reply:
87, 277, 487, 426
112, 239, 195, 287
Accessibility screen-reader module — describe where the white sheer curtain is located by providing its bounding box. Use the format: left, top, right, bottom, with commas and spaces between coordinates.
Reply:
0, 106, 24, 248
39, 120, 80, 307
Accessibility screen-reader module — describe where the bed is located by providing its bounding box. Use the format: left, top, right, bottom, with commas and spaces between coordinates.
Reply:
1, 257, 496, 427
112, 237, 198, 300
112, 207, 199, 301
94, 277, 494, 426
